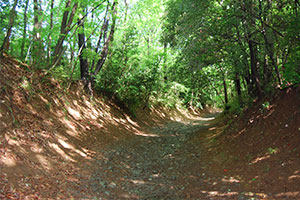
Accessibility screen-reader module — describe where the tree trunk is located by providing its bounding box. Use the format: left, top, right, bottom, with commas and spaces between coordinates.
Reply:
235, 25, 253, 97
47, 0, 55, 63
91, 3, 110, 71
52, 0, 78, 65
32, 0, 44, 65
262, 54, 272, 88
248, 40, 263, 98
77, 15, 89, 82
20, 0, 29, 59
242, 0, 263, 98
93, 1, 118, 75
234, 70, 242, 106
223, 77, 228, 107
0, 0, 19, 53
258, 0, 282, 86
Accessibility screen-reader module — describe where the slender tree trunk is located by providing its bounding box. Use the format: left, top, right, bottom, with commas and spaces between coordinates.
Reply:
93, 1, 118, 75
242, 0, 262, 98
262, 54, 272, 88
47, 0, 55, 63
234, 69, 242, 106
32, 0, 44, 65
52, 0, 78, 65
235, 25, 253, 96
77, 14, 89, 82
223, 78, 228, 106
0, 0, 19, 53
248, 40, 263, 98
258, 0, 282, 86
91, 3, 110, 71
20, 0, 29, 59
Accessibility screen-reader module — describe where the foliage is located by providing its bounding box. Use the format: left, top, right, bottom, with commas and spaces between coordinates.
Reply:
1, 0, 300, 112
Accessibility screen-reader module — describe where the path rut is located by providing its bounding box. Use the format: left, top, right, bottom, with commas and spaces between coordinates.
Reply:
68, 114, 254, 199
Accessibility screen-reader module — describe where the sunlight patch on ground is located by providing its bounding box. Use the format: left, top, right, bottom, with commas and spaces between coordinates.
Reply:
133, 130, 160, 137
250, 155, 271, 165
221, 176, 241, 183
53, 98, 60, 107
1, 155, 16, 167
206, 130, 223, 139
5, 133, 20, 146
275, 192, 300, 198
201, 190, 239, 197
58, 139, 88, 158
201, 190, 268, 198
0, 121, 7, 128
58, 138, 75, 149
234, 128, 246, 137
59, 118, 78, 137
30, 143, 43, 153
289, 175, 300, 180
125, 115, 139, 127
48, 142, 75, 162
89, 106, 102, 119
198, 116, 215, 121
66, 107, 81, 120
36, 154, 52, 170
130, 179, 146, 185
39, 95, 49, 104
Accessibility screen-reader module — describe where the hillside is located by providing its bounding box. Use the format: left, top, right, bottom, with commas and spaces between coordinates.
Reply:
183, 85, 300, 199
1, 55, 300, 199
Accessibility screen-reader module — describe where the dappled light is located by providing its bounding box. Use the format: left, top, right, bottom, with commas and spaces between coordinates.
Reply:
1, 0, 300, 197
200, 190, 240, 198
48, 142, 75, 162
250, 154, 271, 165
36, 154, 52, 171
221, 176, 241, 183
1, 156, 16, 167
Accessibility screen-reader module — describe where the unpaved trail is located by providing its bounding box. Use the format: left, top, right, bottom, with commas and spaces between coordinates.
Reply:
66, 113, 262, 199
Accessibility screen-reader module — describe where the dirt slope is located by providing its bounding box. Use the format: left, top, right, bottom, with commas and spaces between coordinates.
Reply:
1, 55, 300, 199
0, 54, 202, 199
192, 85, 300, 199
0, 54, 168, 198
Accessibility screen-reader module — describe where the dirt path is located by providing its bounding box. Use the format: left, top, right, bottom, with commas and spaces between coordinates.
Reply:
64, 113, 257, 199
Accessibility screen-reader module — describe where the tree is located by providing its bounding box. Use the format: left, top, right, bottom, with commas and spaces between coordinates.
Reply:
0, 0, 18, 53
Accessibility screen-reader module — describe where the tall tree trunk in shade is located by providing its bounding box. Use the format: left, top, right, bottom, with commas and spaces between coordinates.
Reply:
32, 0, 44, 65
258, 0, 282, 87
234, 70, 242, 106
94, 1, 118, 75
248, 39, 263, 98
52, 0, 78, 66
47, 0, 55, 63
0, 0, 19, 53
241, 0, 263, 98
20, 0, 29, 60
77, 13, 89, 82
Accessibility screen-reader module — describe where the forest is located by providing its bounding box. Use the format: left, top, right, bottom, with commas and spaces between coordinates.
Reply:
1, 0, 300, 199
1, 0, 299, 112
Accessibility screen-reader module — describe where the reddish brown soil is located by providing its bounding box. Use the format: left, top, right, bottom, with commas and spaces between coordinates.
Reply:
1, 55, 300, 199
